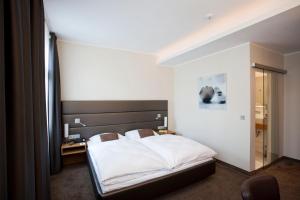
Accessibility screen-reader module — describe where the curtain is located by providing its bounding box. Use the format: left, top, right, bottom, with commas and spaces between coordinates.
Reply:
0, 0, 7, 199
48, 32, 62, 174
0, 0, 50, 199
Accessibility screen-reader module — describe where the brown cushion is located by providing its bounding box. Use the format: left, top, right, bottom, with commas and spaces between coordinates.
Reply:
138, 129, 154, 138
100, 133, 119, 142
241, 175, 280, 200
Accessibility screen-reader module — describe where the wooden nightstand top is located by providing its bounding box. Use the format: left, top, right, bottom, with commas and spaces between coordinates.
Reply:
61, 142, 86, 156
158, 130, 176, 135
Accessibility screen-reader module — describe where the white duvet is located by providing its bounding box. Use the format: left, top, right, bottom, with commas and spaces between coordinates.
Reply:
139, 134, 217, 169
88, 139, 168, 186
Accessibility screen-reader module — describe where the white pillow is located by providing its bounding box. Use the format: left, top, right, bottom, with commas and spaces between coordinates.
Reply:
89, 133, 124, 143
125, 129, 158, 140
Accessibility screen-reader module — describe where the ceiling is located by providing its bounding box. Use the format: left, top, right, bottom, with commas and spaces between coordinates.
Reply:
44, 0, 300, 65
44, 0, 257, 53
161, 5, 300, 65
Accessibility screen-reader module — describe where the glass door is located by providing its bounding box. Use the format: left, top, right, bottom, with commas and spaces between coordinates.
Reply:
254, 69, 279, 169
255, 69, 264, 169
263, 71, 279, 166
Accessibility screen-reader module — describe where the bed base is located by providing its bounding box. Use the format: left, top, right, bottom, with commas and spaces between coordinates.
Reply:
87, 151, 216, 200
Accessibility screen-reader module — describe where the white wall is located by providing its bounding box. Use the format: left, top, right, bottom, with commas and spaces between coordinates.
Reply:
174, 43, 252, 171
58, 38, 296, 171
57, 40, 174, 128
284, 52, 300, 160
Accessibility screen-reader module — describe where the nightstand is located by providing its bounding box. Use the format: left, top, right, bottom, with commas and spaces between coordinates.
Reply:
61, 142, 87, 166
158, 130, 176, 135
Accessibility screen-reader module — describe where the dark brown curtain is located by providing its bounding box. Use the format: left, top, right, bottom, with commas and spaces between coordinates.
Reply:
0, 0, 7, 199
48, 32, 62, 174
0, 0, 50, 199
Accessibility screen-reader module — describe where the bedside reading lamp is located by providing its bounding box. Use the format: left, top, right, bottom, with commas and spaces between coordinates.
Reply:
164, 116, 168, 128
155, 114, 162, 120
155, 114, 168, 131
64, 119, 87, 144
74, 118, 87, 127
64, 123, 69, 143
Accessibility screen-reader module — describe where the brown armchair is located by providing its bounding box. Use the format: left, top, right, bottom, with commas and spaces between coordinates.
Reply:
241, 175, 280, 200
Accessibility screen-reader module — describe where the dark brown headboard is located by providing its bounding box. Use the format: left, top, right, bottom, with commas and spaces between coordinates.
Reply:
61, 100, 168, 139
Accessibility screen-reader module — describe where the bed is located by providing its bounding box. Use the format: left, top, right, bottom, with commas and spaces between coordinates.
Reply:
87, 133, 216, 200
61, 100, 216, 200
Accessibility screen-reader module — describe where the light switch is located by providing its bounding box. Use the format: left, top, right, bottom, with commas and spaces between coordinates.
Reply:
240, 115, 245, 120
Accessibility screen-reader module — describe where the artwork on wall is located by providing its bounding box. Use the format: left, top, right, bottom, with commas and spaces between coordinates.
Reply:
198, 73, 227, 109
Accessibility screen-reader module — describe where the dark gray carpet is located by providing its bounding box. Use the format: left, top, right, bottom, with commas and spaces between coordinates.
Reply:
51, 158, 300, 200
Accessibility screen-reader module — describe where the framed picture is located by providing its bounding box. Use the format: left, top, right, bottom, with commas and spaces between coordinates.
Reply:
198, 73, 227, 109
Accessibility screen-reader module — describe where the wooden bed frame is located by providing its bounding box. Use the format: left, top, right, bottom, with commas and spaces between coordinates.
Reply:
62, 100, 216, 199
